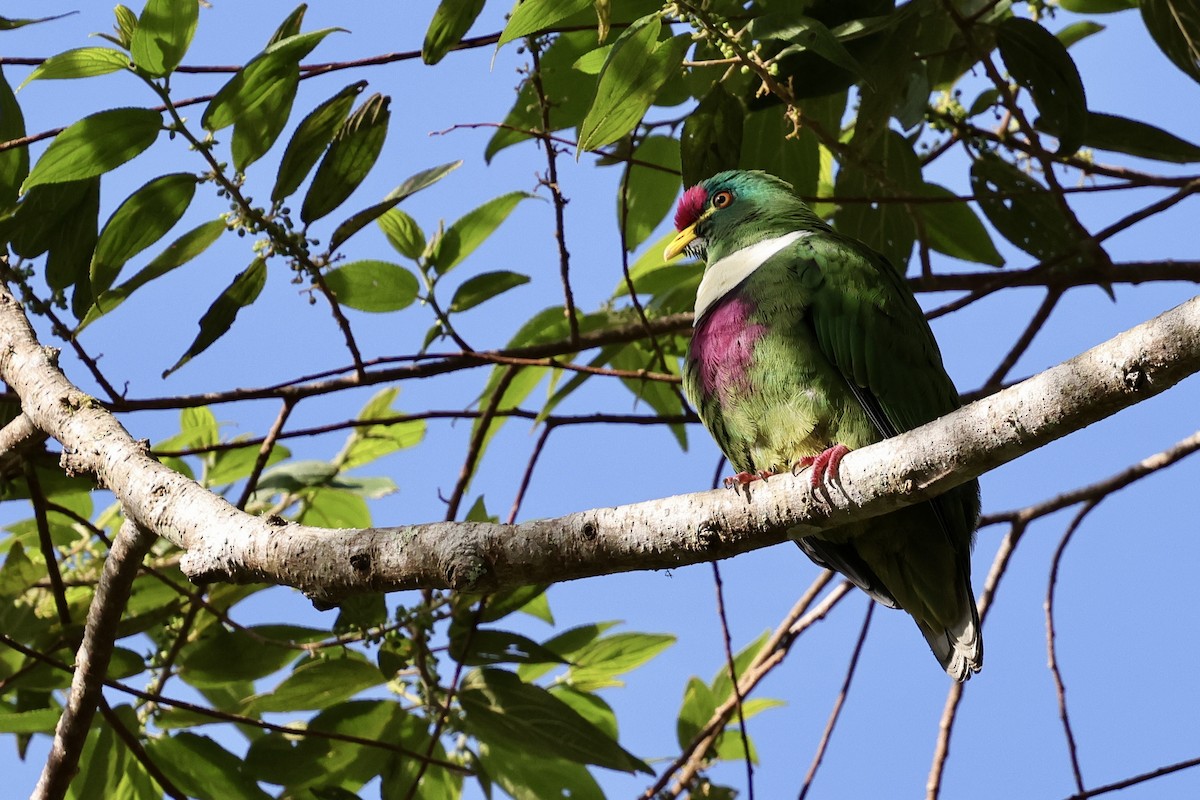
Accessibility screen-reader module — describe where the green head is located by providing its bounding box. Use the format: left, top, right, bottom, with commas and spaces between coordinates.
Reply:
664, 170, 829, 264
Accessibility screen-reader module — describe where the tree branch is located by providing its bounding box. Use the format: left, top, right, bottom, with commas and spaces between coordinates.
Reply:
2, 281, 1200, 604
32, 521, 156, 800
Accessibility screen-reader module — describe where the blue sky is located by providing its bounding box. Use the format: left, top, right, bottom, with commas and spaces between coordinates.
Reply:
3, 2, 1199, 798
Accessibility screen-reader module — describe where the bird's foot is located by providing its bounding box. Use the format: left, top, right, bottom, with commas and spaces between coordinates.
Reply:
723, 469, 775, 489
798, 444, 851, 487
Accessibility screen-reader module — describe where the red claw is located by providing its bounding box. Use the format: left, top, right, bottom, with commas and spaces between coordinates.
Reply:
805, 444, 851, 488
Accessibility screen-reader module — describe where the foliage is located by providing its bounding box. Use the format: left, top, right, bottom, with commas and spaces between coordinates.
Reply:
0, 1, 1198, 799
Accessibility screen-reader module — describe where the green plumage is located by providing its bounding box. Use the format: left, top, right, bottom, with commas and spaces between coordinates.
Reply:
670, 171, 982, 679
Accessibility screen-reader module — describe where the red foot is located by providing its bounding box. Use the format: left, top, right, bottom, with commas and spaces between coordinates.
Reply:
723, 469, 775, 489
803, 444, 851, 488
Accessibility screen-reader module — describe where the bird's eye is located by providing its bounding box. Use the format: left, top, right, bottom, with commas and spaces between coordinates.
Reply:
712, 190, 733, 209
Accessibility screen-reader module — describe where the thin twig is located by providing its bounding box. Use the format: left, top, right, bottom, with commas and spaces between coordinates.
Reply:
983, 289, 1062, 390
711, 562, 754, 799
1046, 501, 1098, 795
797, 601, 875, 800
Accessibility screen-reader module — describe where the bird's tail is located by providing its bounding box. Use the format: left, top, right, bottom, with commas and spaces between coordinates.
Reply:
916, 587, 983, 682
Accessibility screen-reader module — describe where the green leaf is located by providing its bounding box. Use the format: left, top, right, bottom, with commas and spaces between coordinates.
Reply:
299, 488, 373, 528
423, 0, 485, 64
429, 191, 531, 274
231, 74, 298, 173
1058, 0, 1136, 11
623, 135, 681, 250
748, 13, 869, 82
271, 81, 365, 203
480, 584, 552, 624
339, 387, 426, 469
244, 657, 384, 714
328, 160, 461, 251
0, 66, 28, 214
113, 5, 138, 48
130, 0, 198, 77
567, 631, 675, 690
206, 440, 289, 486
91, 172, 197, 295
682, 83, 744, 189
22, 107, 161, 192
449, 270, 530, 312
710, 629, 770, 702
80, 218, 225, 329
147, 733, 273, 800
0, 13, 74, 31
1141, 0, 1200, 83
740, 105, 822, 201
479, 742, 604, 800
997, 17, 1089, 154
18, 48, 129, 88
460, 668, 651, 774
970, 153, 1089, 267
178, 626, 304, 688
1079, 111, 1200, 163
300, 93, 390, 224
677, 676, 717, 748
203, 28, 342, 132
323, 260, 419, 312
164, 257, 267, 377
916, 183, 1004, 267
486, 30, 598, 161
835, 129, 922, 270
378, 208, 425, 260
450, 629, 569, 667
268, 4, 308, 45
499, 0, 591, 45
0, 707, 60, 734
1056, 21, 1106, 50
578, 17, 689, 152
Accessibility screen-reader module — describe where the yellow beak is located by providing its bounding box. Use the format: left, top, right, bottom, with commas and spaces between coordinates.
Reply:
663, 223, 698, 260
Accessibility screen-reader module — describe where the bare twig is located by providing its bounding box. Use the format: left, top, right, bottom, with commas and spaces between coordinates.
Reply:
711, 561, 754, 799
798, 601, 875, 800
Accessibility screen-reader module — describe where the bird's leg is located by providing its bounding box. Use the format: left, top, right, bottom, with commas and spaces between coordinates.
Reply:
805, 444, 851, 487
723, 469, 776, 489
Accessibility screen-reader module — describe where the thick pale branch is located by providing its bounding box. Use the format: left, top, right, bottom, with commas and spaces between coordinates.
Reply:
1, 284, 1200, 603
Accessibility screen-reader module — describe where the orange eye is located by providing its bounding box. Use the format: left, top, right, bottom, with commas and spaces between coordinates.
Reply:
712, 190, 733, 209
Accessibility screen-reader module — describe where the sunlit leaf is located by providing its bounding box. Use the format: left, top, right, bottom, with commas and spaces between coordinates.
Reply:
449, 270, 530, 312
147, 733, 273, 800
429, 191, 531, 274
328, 160, 461, 251
578, 15, 689, 152
91, 172, 197, 295
203, 28, 343, 132
22, 107, 161, 192
80, 218, 225, 329
18, 48, 129, 89
748, 13, 869, 82
323, 259, 418, 312
271, 81, 365, 202
0, 66, 28, 214
130, 0, 199, 77
423, 0, 485, 64
499, 0, 591, 45
300, 92, 390, 224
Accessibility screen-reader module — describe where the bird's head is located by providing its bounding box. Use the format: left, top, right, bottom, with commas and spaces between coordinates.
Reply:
664, 170, 827, 264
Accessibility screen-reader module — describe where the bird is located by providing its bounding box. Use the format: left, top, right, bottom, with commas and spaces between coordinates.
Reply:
664, 170, 982, 680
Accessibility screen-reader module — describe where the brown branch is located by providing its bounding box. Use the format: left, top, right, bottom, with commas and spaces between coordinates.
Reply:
32, 521, 156, 800
982, 289, 1062, 391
